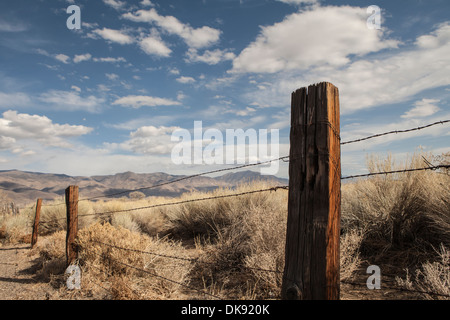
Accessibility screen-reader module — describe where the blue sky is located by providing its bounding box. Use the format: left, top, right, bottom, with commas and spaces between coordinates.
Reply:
0, 0, 449, 178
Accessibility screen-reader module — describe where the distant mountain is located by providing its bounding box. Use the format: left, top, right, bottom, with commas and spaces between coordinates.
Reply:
0, 170, 288, 207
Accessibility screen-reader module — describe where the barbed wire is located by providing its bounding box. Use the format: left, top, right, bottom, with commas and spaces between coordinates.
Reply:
4, 119, 448, 211
85, 249, 223, 300
89, 240, 284, 275
85, 241, 450, 299
341, 120, 450, 145
341, 280, 450, 299
77, 186, 289, 219
77, 156, 291, 203
341, 165, 450, 180
35, 164, 450, 225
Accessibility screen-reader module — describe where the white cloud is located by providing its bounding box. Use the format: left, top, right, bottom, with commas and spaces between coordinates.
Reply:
185, 48, 235, 65
106, 73, 119, 80
73, 53, 92, 63
39, 90, 105, 113
402, 99, 441, 119
176, 76, 196, 84
71, 85, 81, 92
139, 36, 172, 57
54, 54, 71, 64
0, 110, 93, 149
231, 5, 399, 74
93, 57, 127, 63
0, 20, 27, 32
0, 92, 31, 108
277, 0, 319, 5
102, 0, 126, 10
168, 67, 180, 75
112, 95, 182, 108
122, 8, 221, 48
119, 125, 180, 155
239, 22, 450, 115
140, 0, 154, 7
90, 28, 134, 45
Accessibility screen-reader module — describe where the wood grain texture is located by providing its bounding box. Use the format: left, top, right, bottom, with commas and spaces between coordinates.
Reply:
282, 82, 341, 300
65, 186, 79, 266
31, 198, 42, 249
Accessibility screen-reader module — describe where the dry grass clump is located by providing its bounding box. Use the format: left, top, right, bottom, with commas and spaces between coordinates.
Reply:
179, 182, 289, 299
396, 245, 450, 300
341, 152, 450, 265
39, 199, 96, 235
33, 231, 67, 285
340, 230, 363, 281
76, 222, 195, 300
0, 206, 34, 244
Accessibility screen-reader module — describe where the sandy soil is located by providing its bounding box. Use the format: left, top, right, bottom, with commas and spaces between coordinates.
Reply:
0, 243, 58, 300
0, 242, 419, 301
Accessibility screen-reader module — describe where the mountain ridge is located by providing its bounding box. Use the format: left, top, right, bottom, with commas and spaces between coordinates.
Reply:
0, 169, 288, 207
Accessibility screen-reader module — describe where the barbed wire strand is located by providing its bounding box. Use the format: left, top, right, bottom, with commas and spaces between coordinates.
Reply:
341, 165, 450, 180
38, 156, 289, 209
87, 241, 450, 299
341, 280, 450, 299
78, 156, 291, 203
12, 119, 450, 210
37, 164, 450, 224
78, 186, 289, 219
89, 240, 284, 275
85, 260, 144, 298
86, 250, 223, 300
341, 120, 450, 145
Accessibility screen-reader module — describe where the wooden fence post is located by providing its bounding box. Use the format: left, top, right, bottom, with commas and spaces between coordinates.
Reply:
282, 82, 341, 300
66, 186, 79, 266
31, 198, 42, 249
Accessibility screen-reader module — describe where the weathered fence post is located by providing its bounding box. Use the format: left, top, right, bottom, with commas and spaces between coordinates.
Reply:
31, 198, 42, 249
66, 186, 79, 266
282, 82, 341, 300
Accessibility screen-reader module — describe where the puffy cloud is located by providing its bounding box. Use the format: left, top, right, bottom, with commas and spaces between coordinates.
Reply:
112, 95, 182, 108
102, 0, 126, 10
120, 125, 180, 155
122, 8, 221, 49
139, 36, 172, 57
90, 28, 134, 45
231, 5, 399, 74
73, 53, 92, 63
54, 53, 71, 64
39, 90, 105, 113
240, 21, 450, 115
0, 110, 93, 149
185, 48, 235, 65
402, 99, 441, 119
176, 76, 196, 84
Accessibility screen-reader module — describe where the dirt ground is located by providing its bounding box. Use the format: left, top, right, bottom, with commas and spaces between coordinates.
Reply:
0, 241, 420, 301
0, 243, 57, 300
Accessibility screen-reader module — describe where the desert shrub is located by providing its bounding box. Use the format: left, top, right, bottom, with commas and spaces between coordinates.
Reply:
341, 152, 450, 264
40, 199, 96, 235
0, 208, 34, 244
76, 223, 195, 300
185, 183, 289, 299
396, 245, 450, 300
